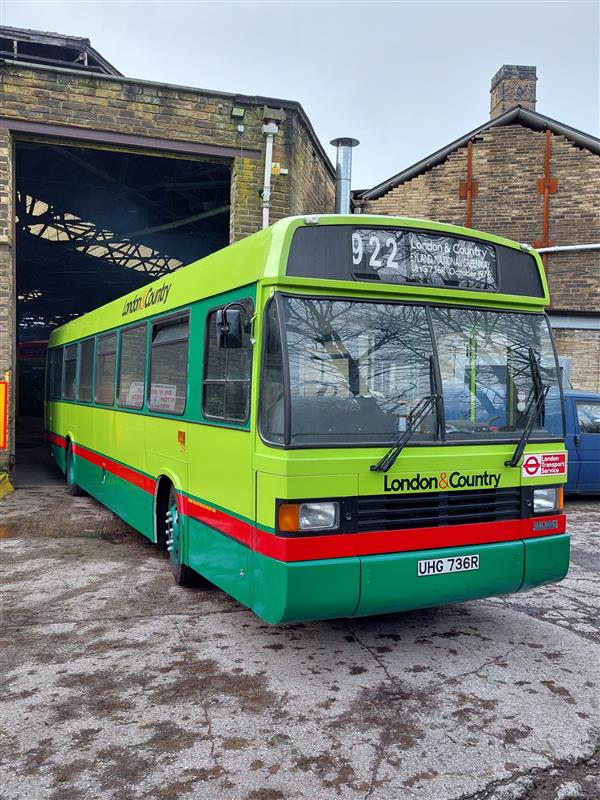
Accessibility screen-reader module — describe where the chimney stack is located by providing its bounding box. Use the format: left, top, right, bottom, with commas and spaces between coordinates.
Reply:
490, 65, 537, 119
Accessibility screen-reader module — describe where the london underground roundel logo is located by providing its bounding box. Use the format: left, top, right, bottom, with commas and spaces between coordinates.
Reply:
523, 455, 540, 476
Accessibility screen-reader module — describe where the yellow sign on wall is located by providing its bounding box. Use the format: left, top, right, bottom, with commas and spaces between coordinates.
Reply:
0, 381, 7, 450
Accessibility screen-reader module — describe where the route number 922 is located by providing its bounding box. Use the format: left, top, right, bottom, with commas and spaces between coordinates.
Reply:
417, 554, 480, 577
352, 230, 399, 271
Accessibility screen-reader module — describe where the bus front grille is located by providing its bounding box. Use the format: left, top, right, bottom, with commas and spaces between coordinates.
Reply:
355, 488, 522, 532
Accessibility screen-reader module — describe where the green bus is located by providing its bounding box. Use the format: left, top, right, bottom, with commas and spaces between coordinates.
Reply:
45, 215, 569, 623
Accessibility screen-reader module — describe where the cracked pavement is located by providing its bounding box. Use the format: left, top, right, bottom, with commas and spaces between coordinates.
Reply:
1, 488, 599, 800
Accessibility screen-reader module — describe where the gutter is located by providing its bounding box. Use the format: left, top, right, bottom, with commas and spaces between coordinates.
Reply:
536, 243, 600, 253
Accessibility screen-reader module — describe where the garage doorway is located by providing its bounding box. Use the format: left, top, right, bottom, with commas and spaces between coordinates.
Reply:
14, 137, 231, 482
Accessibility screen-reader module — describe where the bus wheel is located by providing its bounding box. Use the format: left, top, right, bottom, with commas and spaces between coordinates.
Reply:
66, 444, 84, 497
165, 485, 194, 587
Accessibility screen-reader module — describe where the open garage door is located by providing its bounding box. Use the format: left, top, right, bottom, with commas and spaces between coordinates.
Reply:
14, 138, 231, 474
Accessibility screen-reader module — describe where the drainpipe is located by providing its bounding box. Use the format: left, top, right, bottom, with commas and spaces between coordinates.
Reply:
535, 243, 600, 253
261, 122, 278, 229
330, 137, 360, 214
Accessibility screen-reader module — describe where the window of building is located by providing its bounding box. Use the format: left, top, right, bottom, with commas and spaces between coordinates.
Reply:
149, 317, 189, 414
203, 300, 253, 423
95, 333, 117, 406
117, 324, 147, 409
62, 343, 78, 401
78, 338, 95, 402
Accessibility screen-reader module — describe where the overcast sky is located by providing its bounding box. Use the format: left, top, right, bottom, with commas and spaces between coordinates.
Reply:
2, 0, 598, 187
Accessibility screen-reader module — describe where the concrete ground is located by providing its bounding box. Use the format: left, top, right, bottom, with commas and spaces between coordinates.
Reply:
1, 460, 599, 800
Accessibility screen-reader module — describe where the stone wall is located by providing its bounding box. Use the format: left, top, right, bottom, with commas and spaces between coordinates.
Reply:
0, 62, 335, 239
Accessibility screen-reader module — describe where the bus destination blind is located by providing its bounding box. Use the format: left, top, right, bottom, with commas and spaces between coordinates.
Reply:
351, 228, 498, 290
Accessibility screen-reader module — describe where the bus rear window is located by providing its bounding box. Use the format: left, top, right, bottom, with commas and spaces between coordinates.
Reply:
95, 334, 117, 406
63, 344, 78, 401
149, 317, 188, 414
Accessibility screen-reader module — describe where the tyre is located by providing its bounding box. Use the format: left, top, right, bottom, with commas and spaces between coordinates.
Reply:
66, 444, 84, 496
165, 485, 195, 586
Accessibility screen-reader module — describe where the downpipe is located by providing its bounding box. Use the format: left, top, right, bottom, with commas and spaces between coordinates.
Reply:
262, 122, 278, 229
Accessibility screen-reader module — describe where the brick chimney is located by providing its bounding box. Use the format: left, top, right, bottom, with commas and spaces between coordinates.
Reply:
490, 65, 537, 118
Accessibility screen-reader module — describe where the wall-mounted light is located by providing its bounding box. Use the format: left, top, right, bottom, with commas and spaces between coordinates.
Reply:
231, 106, 245, 120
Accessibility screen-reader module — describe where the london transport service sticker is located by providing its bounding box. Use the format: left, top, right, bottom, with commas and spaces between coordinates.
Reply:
521, 453, 567, 478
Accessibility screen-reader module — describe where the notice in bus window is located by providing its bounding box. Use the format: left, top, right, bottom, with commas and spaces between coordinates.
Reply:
150, 383, 177, 411
351, 229, 498, 290
126, 381, 145, 408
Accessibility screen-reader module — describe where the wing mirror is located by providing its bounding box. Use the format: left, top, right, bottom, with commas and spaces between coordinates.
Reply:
217, 306, 244, 349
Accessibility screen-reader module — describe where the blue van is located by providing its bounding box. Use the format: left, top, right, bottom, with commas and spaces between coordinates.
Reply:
563, 389, 600, 495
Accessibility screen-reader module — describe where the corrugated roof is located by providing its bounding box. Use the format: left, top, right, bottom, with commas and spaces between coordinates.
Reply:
358, 106, 600, 202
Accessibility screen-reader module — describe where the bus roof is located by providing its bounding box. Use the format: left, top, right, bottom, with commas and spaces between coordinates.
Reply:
48, 215, 549, 346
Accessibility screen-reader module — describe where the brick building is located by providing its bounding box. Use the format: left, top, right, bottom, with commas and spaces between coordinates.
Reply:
0, 26, 335, 473
357, 65, 600, 393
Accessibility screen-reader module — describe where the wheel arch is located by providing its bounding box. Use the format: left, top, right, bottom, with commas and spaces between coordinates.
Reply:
152, 471, 185, 547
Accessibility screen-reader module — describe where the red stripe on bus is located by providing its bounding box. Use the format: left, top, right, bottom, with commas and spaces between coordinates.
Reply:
71, 443, 154, 494
253, 515, 566, 562
46, 431, 67, 448
181, 496, 254, 547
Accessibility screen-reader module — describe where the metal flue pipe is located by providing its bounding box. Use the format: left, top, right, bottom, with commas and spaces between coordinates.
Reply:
330, 137, 359, 214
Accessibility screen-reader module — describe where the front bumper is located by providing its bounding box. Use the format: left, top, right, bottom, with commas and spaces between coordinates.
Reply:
251, 533, 570, 624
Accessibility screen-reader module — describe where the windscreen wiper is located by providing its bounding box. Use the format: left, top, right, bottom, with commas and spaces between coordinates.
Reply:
505, 348, 549, 468
370, 393, 438, 472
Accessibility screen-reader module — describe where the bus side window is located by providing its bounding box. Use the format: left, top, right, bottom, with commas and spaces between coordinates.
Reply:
117, 324, 147, 409
62, 344, 78, 400
203, 299, 254, 424
95, 333, 118, 406
149, 316, 189, 415
78, 338, 95, 402
51, 348, 63, 401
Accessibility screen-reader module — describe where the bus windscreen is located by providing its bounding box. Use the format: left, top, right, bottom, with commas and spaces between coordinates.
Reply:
260, 295, 563, 446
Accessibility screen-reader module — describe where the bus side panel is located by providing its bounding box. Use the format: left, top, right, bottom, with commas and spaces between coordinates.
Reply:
187, 518, 251, 606
186, 424, 253, 608
145, 416, 187, 541
113, 409, 152, 537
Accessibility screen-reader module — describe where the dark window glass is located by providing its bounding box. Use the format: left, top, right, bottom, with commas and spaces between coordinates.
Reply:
260, 301, 285, 443
51, 348, 63, 400
63, 344, 78, 400
149, 317, 188, 414
576, 402, 600, 434
118, 325, 147, 409
203, 300, 253, 423
78, 339, 95, 402
95, 333, 117, 406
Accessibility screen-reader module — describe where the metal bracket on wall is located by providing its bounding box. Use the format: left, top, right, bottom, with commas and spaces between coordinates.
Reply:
458, 140, 478, 228
534, 129, 558, 255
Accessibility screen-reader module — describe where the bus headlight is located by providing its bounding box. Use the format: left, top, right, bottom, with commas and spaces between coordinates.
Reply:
278, 501, 340, 532
533, 487, 562, 514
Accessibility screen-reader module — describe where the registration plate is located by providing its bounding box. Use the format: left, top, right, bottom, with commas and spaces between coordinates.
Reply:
417, 554, 480, 577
